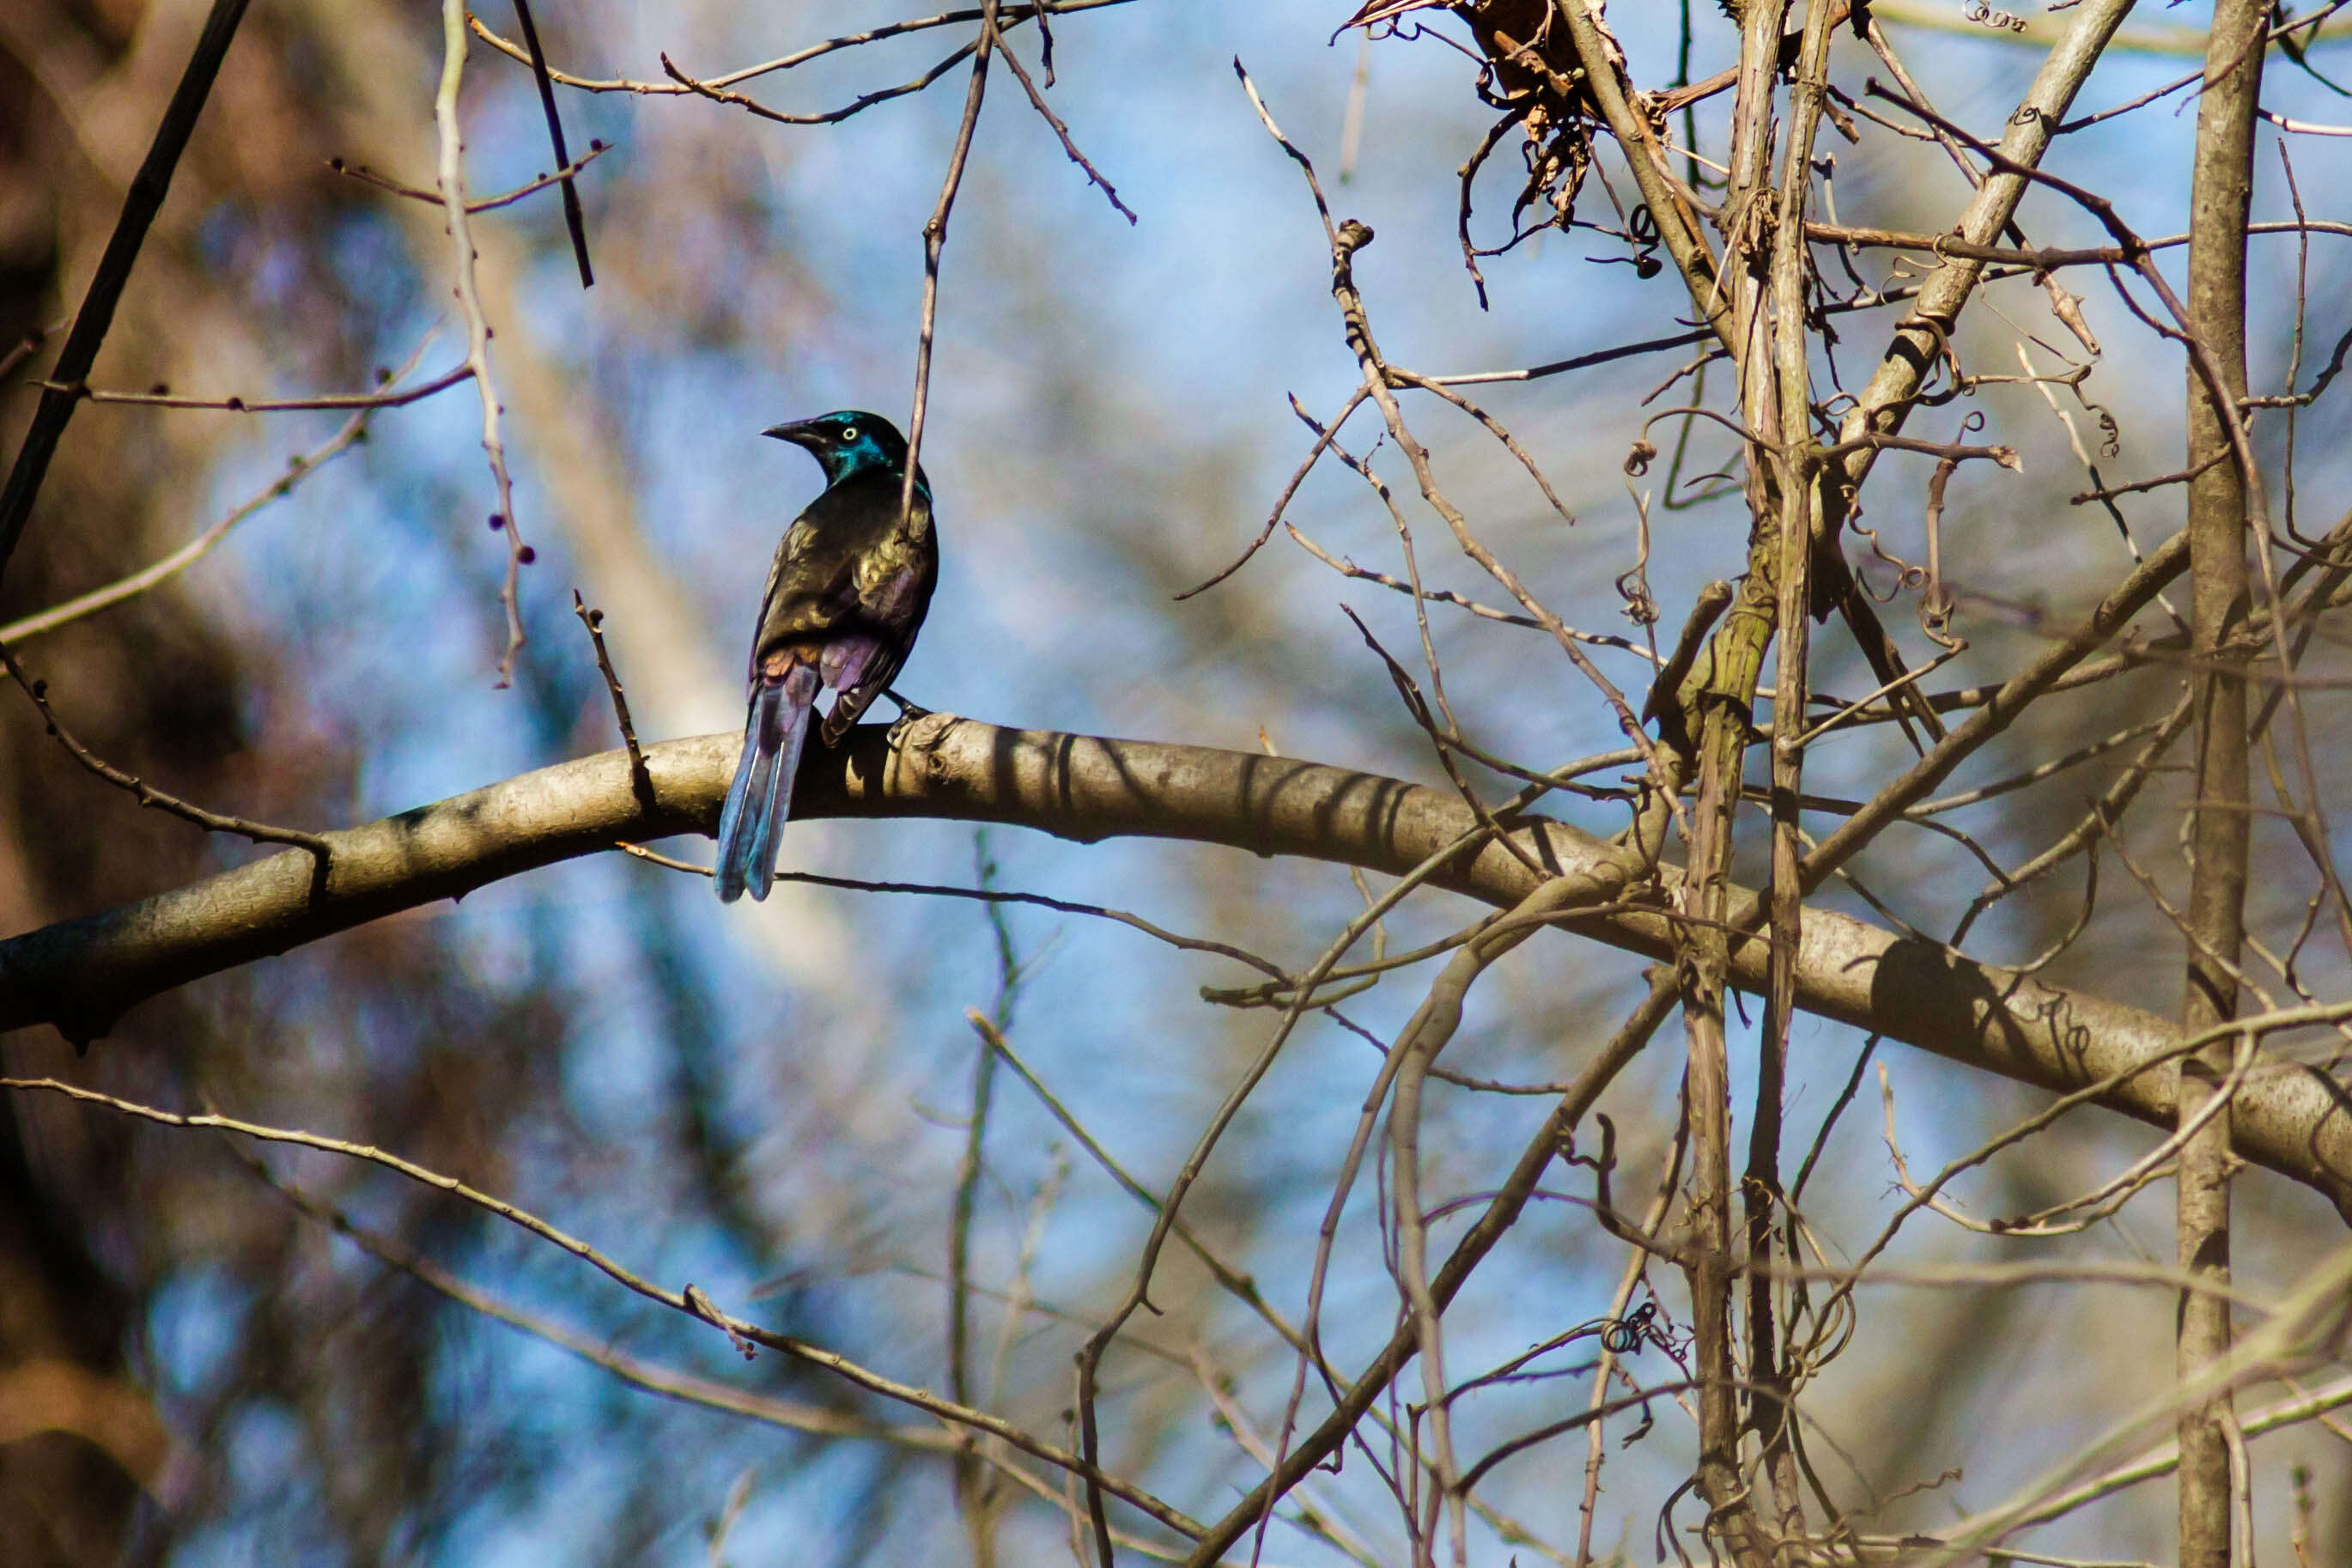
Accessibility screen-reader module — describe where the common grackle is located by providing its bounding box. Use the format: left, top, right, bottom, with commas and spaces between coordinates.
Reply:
714, 410, 938, 903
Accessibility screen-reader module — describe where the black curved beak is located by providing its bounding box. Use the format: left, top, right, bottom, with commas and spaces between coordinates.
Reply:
762, 419, 822, 447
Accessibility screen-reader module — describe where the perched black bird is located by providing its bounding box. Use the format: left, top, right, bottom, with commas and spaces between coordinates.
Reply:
715, 410, 938, 903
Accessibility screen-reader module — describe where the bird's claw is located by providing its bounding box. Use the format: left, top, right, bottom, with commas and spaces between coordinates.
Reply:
884, 689, 933, 744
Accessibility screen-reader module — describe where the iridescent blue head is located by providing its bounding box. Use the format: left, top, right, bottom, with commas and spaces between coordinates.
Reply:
763, 410, 927, 493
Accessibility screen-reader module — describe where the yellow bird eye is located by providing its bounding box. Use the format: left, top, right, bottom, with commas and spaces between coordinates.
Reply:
838, 425, 859, 442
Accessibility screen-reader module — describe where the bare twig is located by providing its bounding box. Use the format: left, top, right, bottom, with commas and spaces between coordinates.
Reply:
900, 3, 1001, 548
33, 361, 473, 412
0, 642, 331, 882
993, 22, 1134, 222
1177, 386, 1370, 599
1, 401, 380, 644
571, 593, 652, 809
661, 45, 978, 127
468, 3, 1129, 95
617, 841, 1285, 977
327, 141, 612, 215
1189, 975, 1677, 1568
0, 1075, 1205, 1541
948, 849, 1015, 1560
435, 0, 532, 683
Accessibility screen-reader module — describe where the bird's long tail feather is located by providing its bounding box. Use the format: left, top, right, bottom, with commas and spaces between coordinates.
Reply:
714, 664, 819, 903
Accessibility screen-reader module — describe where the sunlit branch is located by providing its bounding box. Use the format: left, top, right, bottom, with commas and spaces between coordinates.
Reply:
2, 714, 2346, 1218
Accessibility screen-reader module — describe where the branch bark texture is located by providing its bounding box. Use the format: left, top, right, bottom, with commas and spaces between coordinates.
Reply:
2178, 4, 2266, 1564
3, 715, 2347, 1219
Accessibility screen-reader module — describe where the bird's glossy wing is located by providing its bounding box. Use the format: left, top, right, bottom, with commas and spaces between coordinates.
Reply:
749, 520, 866, 679
819, 562, 928, 745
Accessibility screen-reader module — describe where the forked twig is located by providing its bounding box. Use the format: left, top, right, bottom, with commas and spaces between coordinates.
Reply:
0, 642, 331, 897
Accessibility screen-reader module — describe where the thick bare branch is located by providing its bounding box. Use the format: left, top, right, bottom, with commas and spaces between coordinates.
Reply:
2, 714, 2346, 1216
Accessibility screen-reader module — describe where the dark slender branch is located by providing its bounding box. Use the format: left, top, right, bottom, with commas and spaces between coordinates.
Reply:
615, 841, 1286, 977
0, 0, 252, 593
571, 593, 651, 809
660, 45, 976, 127
509, 0, 594, 287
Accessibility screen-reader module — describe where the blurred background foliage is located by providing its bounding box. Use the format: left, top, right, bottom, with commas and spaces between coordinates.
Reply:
0, 2, 2349, 1564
